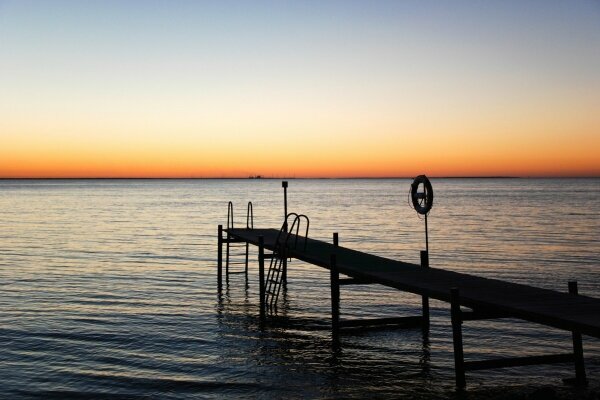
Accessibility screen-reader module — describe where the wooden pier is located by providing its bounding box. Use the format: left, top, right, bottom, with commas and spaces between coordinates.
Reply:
217, 182, 599, 389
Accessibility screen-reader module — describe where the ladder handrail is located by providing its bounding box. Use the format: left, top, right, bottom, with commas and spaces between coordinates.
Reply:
273, 212, 310, 253
227, 201, 234, 230
246, 202, 254, 229
287, 213, 309, 251
225, 201, 251, 279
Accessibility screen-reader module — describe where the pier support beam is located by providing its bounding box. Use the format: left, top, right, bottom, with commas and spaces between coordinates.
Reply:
217, 224, 223, 292
258, 236, 266, 323
568, 281, 587, 386
245, 241, 249, 280
339, 316, 422, 329
331, 253, 340, 345
282, 257, 288, 286
225, 234, 231, 281
450, 288, 466, 390
449, 286, 584, 389
331, 233, 340, 346
420, 250, 430, 332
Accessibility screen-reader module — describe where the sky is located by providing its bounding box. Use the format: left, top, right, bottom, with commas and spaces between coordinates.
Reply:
1, 1, 599, 178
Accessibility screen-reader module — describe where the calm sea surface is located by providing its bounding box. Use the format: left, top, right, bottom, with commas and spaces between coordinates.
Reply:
1, 178, 599, 399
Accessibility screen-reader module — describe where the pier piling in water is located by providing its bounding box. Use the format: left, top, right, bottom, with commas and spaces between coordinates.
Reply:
217, 224, 223, 291
330, 252, 340, 345
420, 250, 430, 332
258, 235, 266, 323
450, 288, 466, 390
569, 280, 588, 385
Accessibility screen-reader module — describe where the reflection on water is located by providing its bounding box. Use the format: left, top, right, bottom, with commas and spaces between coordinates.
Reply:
0, 178, 599, 399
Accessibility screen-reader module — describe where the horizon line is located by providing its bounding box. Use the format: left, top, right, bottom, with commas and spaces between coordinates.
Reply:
1, 176, 599, 180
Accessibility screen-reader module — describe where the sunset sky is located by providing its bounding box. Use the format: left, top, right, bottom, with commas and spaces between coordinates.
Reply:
1, 1, 599, 178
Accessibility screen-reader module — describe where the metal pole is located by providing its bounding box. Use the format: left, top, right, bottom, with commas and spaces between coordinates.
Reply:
330, 253, 340, 345
217, 225, 223, 291
424, 214, 429, 253
282, 181, 289, 283
568, 281, 587, 385
333, 232, 339, 247
450, 288, 466, 390
258, 236, 266, 322
420, 250, 430, 331
282, 181, 288, 229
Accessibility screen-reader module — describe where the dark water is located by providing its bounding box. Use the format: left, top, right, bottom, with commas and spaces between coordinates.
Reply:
1, 178, 599, 399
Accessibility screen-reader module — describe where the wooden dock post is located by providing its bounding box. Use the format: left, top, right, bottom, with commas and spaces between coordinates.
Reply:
258, 236, 266, 322
245, 241, 249, 279
450, 288, 466, 389
569, 281, 587, 385
420, 250, 430, 331
217, 224, 223, 291
330, 250, 340, 345
225, 232, 230, 280
282, 256, 288, 285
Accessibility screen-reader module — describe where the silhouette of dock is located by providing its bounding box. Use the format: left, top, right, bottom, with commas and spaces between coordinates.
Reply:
217, 181, 598, 389
224, 227, 600, 339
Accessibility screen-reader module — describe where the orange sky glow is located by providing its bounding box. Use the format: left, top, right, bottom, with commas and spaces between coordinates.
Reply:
1, 2, 599, 178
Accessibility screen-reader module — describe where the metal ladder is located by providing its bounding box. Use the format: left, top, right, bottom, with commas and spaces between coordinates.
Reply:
225, 201, 254, 278
265, 213, 309, 311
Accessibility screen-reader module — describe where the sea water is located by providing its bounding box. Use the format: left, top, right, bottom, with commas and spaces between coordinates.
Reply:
1, 178, 599, 399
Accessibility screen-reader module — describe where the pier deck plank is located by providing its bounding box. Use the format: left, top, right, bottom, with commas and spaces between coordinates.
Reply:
226, 228, 600, 339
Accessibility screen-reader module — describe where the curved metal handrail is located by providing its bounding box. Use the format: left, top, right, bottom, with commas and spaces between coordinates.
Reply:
227, 201, 234, 230
287, 213, 309, 251
246, 202, 254, 229
273, 212, 310, 252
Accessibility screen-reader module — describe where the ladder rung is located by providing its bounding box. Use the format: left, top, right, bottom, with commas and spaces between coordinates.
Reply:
227, 261, 247, 265
227, 271, 247, 274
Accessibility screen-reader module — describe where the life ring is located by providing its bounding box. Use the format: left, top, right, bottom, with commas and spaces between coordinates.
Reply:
410, 175, 433, 215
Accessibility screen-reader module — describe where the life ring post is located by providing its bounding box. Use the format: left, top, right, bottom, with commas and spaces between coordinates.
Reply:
410, 174, 433, 254
425, 213, 429, 253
